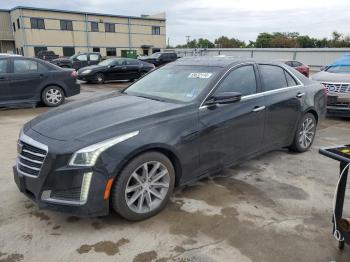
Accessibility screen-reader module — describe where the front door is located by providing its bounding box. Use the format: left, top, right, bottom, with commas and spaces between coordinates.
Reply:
8, 58, 46, 101
108, 59, 128, 80
258, 64, 304, 148
72, 54, 89, 70
198, 64, 266, 173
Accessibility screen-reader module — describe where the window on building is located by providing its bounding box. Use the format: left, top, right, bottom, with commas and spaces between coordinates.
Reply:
152, 26, 160, 35
104, 23, 115, 32
92, 47, 100, 53
34, 46, 48, 56
259, 64, 288, 91
60, 20, 73, 31
13, 22, 16, 32
14, 59, 38, 73
30, 18, 45, 29
106, 47, 116, 56
214, 65, 257, 96
63, 47, 75, 57
91, 22, 99, 32
0, 59, 8, 73
17, 18, 20, 29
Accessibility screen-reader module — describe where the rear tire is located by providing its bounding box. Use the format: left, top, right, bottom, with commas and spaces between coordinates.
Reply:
289, 113, 317, 153
41, 86, 65, 107
111, 152, 175, 221
94, 73, 105, 84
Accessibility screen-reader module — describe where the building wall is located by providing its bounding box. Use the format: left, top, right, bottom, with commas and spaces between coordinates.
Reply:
8, 7, 166, 57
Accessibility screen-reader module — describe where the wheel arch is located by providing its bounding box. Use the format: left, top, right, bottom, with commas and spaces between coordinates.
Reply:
41, 84, 66, 98
112, 144, 183, 187
304, 107, 319, 124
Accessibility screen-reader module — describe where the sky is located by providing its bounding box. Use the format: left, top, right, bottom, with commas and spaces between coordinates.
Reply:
2, 0, 350, 45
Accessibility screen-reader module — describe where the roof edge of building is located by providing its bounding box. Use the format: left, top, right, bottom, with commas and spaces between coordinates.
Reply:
8, 6, 166, 21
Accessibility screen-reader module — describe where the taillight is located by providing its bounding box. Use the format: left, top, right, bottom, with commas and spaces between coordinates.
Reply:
71, 70, 78, 77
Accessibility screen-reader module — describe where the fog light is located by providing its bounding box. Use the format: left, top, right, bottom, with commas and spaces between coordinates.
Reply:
80, 172, 92, 203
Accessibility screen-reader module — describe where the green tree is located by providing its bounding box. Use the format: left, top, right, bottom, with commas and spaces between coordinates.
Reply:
214, 36, 245, 48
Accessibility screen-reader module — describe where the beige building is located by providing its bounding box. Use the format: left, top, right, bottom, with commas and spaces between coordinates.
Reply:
0, 6, 166, 57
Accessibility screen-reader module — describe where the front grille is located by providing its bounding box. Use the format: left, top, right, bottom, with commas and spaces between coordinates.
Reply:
323, 82, 350, 94
17, 141, 47, 177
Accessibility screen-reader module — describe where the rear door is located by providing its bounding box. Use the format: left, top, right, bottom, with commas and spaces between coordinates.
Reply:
8, 58, 47, 101
258, 64, 304, 148
199, 64, 266, 172
0, 58, 11, 103
125, 59, 141, 79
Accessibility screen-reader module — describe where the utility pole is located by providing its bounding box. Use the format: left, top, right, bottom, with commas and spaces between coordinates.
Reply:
186, 36, 190, 48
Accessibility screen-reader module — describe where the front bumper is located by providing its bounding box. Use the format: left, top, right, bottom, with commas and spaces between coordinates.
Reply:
13, 132, 110, 217
77, 74, 95, 82
326, 93, 350, 117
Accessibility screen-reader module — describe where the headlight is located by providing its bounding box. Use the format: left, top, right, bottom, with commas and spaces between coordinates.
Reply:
81, 69, 91, 75
69, 131, 139, 166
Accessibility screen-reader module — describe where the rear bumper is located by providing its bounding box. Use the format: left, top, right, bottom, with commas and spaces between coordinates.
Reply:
65, 81, 81, 97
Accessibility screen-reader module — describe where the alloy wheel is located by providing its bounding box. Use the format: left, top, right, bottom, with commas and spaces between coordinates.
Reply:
298, 117, 315, 149
46, 88, 62, 105
125, 161, 170, 214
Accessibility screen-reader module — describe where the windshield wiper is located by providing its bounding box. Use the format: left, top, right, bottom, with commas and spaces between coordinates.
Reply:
135, 95, 164, 102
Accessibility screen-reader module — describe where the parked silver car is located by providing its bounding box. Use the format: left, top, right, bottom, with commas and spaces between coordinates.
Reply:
312, 55, 350, 117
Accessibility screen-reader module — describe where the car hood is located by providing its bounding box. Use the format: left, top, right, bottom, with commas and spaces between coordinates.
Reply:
29, 92, 185, 142
311, 71, 350, 83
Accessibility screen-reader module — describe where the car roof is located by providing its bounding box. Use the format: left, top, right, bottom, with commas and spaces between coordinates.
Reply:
172, 56, 286, 67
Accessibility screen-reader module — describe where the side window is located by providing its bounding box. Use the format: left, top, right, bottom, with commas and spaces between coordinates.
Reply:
76, 54, 88, 61
214, 65, 257, 96
0, 59, 8, 73
90, 54, 100, 61
14, 60, 38, 73
259, 65, 288, 91
284, 70, 298, 86
126, 59, 138, 65
38, 62, 48, 72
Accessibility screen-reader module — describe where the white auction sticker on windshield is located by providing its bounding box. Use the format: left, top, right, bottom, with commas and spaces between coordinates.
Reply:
188, 73, 212, 79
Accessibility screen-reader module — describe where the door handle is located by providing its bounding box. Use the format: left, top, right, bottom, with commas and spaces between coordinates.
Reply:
252, 106, 265, 112
0, 76, 5, 80
39, 74, 44, 78
296, 92, 305, 98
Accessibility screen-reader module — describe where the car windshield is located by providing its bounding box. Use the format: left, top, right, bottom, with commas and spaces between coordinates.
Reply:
150, 53, 161, 58
124, 65, 220, 103
325, 65, 350, 73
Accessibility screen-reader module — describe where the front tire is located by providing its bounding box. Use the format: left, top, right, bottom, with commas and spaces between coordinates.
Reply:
289, 113, 317, 152
111, 152, 175, 221
42, 86, 65, 107
94, 73, 105, 84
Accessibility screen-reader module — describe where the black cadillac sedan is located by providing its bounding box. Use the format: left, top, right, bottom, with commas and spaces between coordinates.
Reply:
14, 57, 326, 221
77, 58, 155, 83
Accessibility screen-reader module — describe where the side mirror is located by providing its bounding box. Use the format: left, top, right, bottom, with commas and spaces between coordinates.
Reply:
205, 92, 242, 106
